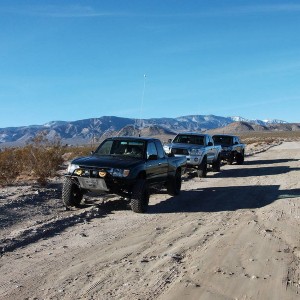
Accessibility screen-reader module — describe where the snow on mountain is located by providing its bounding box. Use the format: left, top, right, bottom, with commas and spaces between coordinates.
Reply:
230, 116, 247, 122
230, 116, 286, 125
44, 121, 64, 127
263, 119, 287, 124
0, 134, 8, 143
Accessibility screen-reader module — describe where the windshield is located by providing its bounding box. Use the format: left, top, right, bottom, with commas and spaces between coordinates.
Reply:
173, 134, 204, 145
213, 135, 233, 146
95, 139, 145, 158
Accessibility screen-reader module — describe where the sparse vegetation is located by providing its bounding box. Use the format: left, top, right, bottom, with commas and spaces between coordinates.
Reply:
0, 133, 98, 187
238, 131, 300, 145
63, 144, 96, 161
0, 148, 23, 186
0, 133, 64, 186
23, 133, 64, 186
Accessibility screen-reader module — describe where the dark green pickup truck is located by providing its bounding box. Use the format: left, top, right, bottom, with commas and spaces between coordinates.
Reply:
212, 134, 245, 165
62, 136, 186, 213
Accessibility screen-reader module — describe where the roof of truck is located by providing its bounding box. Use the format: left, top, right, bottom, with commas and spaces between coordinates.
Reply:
176, 132, 208, 136
106, 136, 159, 141
212, 134, 238, 137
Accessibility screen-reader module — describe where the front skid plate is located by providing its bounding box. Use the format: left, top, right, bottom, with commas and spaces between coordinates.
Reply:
77, 177, 109, 191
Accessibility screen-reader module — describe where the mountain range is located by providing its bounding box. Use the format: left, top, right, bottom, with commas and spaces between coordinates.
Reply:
0, 114, 296, 147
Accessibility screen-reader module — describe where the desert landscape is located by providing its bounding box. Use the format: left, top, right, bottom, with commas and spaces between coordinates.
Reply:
0, 138, 300, 300
2, 1, 300, 299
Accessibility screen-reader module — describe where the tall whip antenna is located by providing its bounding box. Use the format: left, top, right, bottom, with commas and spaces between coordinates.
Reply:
138, 74, 147, 136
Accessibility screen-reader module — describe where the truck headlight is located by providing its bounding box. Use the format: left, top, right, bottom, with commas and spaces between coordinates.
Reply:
67, 164, 80, 174
112, 168, 130, 177
189, 148, 203, 156
163, 145, 171, 154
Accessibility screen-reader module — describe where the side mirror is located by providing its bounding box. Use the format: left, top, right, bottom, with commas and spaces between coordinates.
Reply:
234, 142, 239, 145
148, 154, 158, 161
207, 142, 213, 146
167, 152, 174, 157
91, 151, 95, 155
168, 139, 172, 143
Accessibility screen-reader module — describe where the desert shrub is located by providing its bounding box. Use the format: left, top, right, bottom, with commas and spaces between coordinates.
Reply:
239, 131, 300, 145
0, 148, 23, 186
23, 132, 64, 186
65, 145, 96, 161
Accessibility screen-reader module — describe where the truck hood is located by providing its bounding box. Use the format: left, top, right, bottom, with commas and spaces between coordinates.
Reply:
71, 155, 144, 169
169, 143, 205, 150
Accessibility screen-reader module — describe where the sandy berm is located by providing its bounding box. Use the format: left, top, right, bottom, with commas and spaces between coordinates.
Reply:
0, 141, 299, 299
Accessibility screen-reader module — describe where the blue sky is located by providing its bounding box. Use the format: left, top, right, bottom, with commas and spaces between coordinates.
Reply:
1, 0, 300, 128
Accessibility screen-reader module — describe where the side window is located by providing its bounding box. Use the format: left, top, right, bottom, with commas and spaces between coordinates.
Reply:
147, 142, 158, 159
97, 140, 113, 155
205, 136, 211, 146
155, 140, 165, 159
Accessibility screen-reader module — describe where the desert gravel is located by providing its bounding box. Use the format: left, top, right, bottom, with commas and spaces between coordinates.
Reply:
0, 141, 299, 300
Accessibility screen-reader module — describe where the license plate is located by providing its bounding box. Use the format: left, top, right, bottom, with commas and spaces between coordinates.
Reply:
78, 178, 109, 191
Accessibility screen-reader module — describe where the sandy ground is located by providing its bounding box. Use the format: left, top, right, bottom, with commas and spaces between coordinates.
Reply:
0, 141, 299, 300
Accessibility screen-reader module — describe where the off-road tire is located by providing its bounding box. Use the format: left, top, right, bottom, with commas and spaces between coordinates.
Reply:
131, 179, 149, 213
62, 177, 83, 207
212, 155, 221, 172
167, 170, 182, 196
236, 152, 244, 165
197, 156, 207, 178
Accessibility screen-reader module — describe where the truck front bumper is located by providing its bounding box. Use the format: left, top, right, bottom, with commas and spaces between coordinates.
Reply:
174, 154, 204, 167
66, 174, 135, 194
220, 150, 232, 160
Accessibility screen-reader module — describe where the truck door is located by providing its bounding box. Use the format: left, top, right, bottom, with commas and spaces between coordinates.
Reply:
146, 141, 169, 183
146, 142, 161, 184
206, 135, 215, 163
233, 136, 242, 153
154, 140, 169, 180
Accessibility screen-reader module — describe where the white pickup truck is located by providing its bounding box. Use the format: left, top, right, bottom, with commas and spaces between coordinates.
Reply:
163, 132, 222, 177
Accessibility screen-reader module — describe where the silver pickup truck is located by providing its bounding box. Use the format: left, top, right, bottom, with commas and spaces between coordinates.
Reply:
163, 133, 222, 177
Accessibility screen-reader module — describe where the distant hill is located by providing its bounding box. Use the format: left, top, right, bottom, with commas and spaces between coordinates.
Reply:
208, 121, 300, 134
0, 114, 297, 147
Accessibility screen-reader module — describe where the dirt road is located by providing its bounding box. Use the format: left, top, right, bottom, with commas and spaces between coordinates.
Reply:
1, 141, 300, 300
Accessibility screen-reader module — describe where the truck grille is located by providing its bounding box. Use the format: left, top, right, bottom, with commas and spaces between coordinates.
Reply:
171, 148, 189, 155
77, 167, 112, 178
